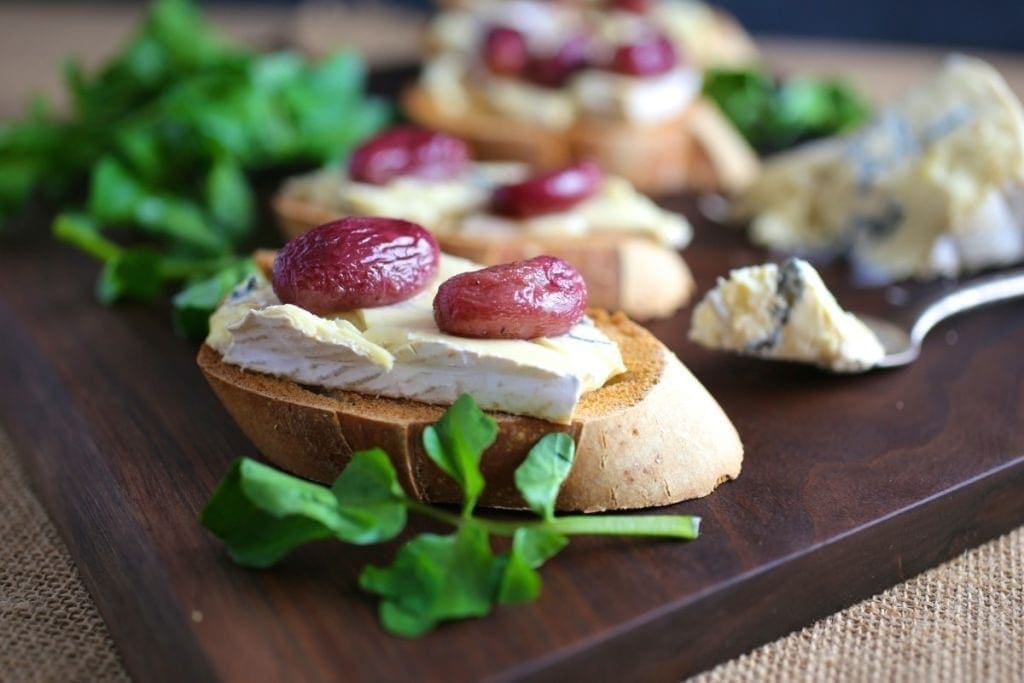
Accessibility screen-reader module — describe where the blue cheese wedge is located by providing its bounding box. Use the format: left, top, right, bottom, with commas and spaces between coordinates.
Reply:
689, 258, 884, 372
206, 255, 627, 424
738, 56, 1024, 283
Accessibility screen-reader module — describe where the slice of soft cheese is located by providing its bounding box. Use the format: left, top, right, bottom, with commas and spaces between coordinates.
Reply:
573, 68, 702, 124
206, 254, 627, 424
689, 258, 884, 372
737, 56, 1024, 282
453, 175, 693, 248
280, 161, 529, 232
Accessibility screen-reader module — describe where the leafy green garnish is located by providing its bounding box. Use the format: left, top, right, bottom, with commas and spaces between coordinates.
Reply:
171, 258, 260, 340
2, 0, 388, 331
202, 395, 701, 637
422, 393, 497, 515
201, 450, 407, 567
703, 67, 870, 154
514, 432, 574, 521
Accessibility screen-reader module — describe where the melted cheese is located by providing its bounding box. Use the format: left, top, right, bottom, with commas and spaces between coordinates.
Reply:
689, 258, 884, 372
207, 255, 627, 423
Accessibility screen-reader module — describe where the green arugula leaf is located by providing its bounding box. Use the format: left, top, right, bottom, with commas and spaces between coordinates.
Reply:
360, 524, 498, 638
171, 258, 258, 340
421, 394, 497, 515
514, 432, 575, 521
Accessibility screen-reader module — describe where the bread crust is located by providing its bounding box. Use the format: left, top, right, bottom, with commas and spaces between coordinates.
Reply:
197, 310, 742, 512
402, 86, 759, 195
272, 193, 695, 320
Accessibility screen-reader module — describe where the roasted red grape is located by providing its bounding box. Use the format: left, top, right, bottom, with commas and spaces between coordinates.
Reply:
607, 34, 677, 76
482, 26, 529, 76
524, 34, 590, 88
348, 127, 469, 185
491, 161, 603, 218
610, 0, 651, 11
434, 256, 587, 339
273, 217, 439, 315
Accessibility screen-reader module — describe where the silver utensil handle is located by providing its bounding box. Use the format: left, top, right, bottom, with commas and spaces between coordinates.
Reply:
911, 268, 1024, 343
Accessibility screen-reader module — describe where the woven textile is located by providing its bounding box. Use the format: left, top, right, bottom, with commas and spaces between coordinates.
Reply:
694, 528, 1024, 682
0, 430, 128, 683
3, 423, 1021, 682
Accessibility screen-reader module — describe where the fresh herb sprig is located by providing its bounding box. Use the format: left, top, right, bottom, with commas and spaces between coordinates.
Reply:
1, 0, 388, 337
704, 67, 870, 154
201, 395, 700, 637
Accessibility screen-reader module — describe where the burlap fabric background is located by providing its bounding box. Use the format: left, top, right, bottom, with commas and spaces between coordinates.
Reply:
1, 5, 1023, 681
2, 425, 1021, 682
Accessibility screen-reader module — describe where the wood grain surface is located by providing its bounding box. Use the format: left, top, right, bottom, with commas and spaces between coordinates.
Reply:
1, 169, 1022, 680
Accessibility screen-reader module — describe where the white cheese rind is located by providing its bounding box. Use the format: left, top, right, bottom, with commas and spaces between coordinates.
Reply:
689, 258, 884, 373
739, 56, 1024, 283
206, 256, 627, 423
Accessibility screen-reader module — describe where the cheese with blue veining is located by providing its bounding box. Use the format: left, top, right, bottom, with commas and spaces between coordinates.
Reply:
737, 56, 1024, 282
689, 258, 884, 372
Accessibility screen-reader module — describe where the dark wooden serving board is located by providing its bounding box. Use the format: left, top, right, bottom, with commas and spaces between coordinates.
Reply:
1, 192, 1022, 681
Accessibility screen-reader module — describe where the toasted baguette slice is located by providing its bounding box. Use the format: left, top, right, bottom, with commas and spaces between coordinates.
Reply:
271, 195, 695, 320
402, 86, 759, 195
197, 310, 742, 512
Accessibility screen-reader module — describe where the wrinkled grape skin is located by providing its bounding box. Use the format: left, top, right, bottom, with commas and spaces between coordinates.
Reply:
482, 26, 529, 76
524, 34, 590, 88
608, 34, 677, 76
348, 127, 470, 185
491, 161, 604, 218
273, 217, 439, 315
434, 256, 587, 339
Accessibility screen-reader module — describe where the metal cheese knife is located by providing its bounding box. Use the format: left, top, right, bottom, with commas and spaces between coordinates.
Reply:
857, 268, 1024, 368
